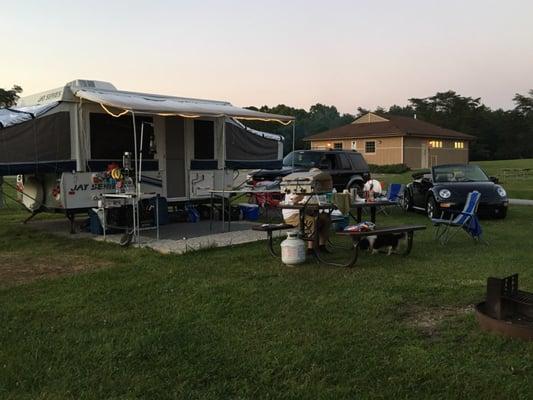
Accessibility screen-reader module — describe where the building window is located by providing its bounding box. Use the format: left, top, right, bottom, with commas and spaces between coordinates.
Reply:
454, 141, 464, 149
333, 142, 343, 149
429, 140, 443, 148
365, 141, 376, 154
351, 140, 357, 150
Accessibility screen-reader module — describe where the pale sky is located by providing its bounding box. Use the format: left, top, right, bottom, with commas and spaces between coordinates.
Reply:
1, 0, 532, 113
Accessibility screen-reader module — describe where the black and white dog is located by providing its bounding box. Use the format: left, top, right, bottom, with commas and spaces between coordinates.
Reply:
359, 233, 406, 255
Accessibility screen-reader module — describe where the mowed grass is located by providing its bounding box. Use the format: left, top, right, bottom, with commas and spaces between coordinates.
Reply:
2, 200, 533, 398
374, 158, 533, 200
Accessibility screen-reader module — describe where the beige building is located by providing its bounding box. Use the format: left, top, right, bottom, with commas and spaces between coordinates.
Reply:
305, 113, 475, 169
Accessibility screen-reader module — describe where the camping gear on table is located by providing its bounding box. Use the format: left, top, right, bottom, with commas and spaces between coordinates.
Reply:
332, 192, 351, 215
280, 170, 333, 194
344, 221, 376, 233
363, 179, 383, 202
280, 231, 306, 265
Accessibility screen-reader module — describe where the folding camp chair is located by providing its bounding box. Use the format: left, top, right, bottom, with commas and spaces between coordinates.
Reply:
378, 183, 405, 215
431, 190, 484, 245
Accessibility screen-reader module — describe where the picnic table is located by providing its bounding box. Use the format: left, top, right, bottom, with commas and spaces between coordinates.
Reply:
253, 195, 426, 267
336, 224, 427, 266
350, 199, 398, 223
209, 188, 280, 233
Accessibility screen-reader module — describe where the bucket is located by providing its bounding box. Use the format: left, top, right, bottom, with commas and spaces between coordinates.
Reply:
238, 203, 260, 221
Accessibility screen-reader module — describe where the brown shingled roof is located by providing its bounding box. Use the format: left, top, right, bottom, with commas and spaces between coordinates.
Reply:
304, 114, 476, 141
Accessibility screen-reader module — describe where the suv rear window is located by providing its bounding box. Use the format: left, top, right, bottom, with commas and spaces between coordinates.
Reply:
347, 153, 368, 170
337, 153, 352, 170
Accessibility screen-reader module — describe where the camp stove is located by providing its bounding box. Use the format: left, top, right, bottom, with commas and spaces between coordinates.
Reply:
280, 170, 333, 194
475, 274, 533, 340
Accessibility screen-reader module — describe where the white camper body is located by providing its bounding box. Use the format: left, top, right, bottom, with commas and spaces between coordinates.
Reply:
0, 80, 291, 212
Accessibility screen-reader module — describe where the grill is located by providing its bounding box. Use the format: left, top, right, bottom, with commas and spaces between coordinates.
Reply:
280, 170, 333, 195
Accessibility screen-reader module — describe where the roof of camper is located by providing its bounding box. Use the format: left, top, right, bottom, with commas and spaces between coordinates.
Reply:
15, 79, 294, 123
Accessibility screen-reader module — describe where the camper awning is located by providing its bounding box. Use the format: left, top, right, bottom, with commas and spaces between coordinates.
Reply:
75, 89, 294, 124
0, 103, 59, 129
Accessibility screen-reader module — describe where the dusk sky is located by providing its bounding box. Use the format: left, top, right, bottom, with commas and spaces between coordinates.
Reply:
2, 0, 532, 113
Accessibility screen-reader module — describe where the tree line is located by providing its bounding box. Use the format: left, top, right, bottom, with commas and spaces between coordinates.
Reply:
247, 90, 533, 161
2, 84, 532, 161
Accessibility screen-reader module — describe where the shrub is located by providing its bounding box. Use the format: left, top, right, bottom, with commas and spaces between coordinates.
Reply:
368, 163, 410, 174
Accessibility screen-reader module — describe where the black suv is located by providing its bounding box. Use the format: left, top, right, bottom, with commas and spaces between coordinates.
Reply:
247, 149, 371, 192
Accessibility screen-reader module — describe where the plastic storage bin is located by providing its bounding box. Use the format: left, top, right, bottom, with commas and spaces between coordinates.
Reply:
239, 203, 260, 221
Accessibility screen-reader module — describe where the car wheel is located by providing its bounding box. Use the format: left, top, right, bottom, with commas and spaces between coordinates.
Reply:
402, 190, 413, 211
426, 196, 437, 219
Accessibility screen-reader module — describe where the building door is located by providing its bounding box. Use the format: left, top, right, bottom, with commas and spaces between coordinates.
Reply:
430, 155, 438, 167
421, 144, 429, 168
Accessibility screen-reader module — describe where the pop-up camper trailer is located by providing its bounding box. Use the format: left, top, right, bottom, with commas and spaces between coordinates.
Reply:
0, 80, 294, 218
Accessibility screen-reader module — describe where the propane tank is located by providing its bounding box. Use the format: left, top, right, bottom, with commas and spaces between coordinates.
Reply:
281, 231, 306, 265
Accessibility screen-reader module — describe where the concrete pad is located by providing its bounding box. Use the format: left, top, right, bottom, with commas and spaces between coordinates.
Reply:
27, 218, 288, 255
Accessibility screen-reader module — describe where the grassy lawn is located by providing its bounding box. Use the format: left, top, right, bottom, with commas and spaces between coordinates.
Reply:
373, 158, 533, 200
2, 197, 533, 398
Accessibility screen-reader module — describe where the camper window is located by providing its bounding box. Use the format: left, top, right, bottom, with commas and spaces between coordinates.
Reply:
90, 113, 153, 160
194, 120, 215, 159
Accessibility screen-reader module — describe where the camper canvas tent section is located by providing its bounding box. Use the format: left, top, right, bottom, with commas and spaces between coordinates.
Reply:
0, 79, 294, 213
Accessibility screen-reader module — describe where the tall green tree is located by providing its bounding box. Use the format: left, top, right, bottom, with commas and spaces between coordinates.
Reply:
246, 103, 355, 154
246, 89, 533, 160
0, 85, 23, 107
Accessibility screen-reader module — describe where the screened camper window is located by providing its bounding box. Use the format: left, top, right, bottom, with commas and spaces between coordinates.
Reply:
0, 112, 71, 164
194, 120, 215, 159
90, 113, 153, 160
333, 142, 343, 149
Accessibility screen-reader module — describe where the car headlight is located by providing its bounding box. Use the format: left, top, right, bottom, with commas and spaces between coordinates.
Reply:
439, 189, 451, 199
497, 187, 507, 197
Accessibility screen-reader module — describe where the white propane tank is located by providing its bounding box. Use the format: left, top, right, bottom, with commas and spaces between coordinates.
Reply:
281, 231, 306, 265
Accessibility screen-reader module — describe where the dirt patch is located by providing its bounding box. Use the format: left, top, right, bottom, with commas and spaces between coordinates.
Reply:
0, 252, 112, 288
405, 305, 474, 337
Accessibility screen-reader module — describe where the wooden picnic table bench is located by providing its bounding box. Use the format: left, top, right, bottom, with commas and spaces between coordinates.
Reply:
252, 223, 295, 256
336, 224, 427, 262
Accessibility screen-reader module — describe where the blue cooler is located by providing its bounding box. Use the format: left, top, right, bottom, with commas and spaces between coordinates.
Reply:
239, 203, 260, 221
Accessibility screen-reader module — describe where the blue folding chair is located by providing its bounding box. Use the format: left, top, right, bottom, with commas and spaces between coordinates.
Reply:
431, 190, 483, 245
386, 183, 404, 203
378, 183, 405, 215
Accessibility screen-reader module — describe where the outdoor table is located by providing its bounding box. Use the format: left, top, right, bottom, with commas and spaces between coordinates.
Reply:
350, 199, 397, 223
209, 189, 281, 233
100, 192, 160, 245
278, 200, 346, 266
278, 202, 335, 240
